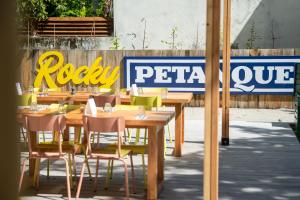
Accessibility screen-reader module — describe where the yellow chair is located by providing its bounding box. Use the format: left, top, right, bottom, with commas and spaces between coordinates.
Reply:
141, 87, 168, 95
130, 96, 162, 147
99, 88, 112, 93
105, 105, 148, 189
33, 88, 40, 93
17, 94, 35, 146
131, 96, 169, 188
17, 94, 33, 106
136, 88, 173, 144
47, 87, 62, 92
131, 95, 171, 156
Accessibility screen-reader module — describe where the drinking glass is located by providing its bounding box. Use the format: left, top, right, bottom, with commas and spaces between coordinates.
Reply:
137, 87, 143, 96
92, 86, 98, 94
104, 103, 112, 112
42, 87, 48, 96
28, 86, 34, 93
114, 88, 120, 96
137, 105, 145, 119
161, 88, 168, 99
58, 103, 66, 114
30, 102, 38, 111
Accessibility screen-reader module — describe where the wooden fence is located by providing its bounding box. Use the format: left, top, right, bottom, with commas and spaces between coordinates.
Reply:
18, 49, 300, 108
19, 17, 113, 37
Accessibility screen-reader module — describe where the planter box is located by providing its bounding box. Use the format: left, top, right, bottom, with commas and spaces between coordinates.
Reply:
21, 17, 113, 37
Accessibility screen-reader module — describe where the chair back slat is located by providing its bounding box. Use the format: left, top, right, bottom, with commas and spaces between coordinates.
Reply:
24, 114, 66, 156
82, 115, 125, 157
24, 115, 65, 132
91, 95, 117, 107
83, 115, 125, 133
130, 96, 162, 110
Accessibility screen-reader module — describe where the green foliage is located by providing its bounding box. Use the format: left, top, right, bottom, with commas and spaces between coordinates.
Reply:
17, 0, 110, 24
17, 0, 48, 22
110, 36, 123, 50
246, 22, 259, 49
45, 0, 87, 17
161, 26, 182, 49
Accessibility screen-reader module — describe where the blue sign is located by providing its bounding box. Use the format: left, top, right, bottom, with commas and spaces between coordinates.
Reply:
124, 56, 300, 95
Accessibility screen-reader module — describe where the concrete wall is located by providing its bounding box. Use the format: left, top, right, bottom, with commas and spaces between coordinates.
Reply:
233, 0, 300, 49
114, 0, 300, 50
28, 0, 300, 50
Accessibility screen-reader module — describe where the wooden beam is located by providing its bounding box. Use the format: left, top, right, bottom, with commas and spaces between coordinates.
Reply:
221, 0, 231, 146
204, 0, 221, 199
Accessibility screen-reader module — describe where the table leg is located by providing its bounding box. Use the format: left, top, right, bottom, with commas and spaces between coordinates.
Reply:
174, 104, 183, 157
147, 126, 158, 200
181, 106, 185, 144
157, 126, 165, 184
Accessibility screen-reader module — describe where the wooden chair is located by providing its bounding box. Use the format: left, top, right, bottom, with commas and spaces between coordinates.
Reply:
91, 94, 117, 107
90, 94, 118, 143
19, 114, 74, 200
76, 115, 134, 199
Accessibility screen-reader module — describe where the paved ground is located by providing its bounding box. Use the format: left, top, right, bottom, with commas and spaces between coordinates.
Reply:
19, 108, 300, 200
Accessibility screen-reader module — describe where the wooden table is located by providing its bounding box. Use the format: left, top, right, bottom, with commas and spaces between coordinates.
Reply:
37, 91, 193, 157
120, 93, 193, 157
18, 108, 175, 200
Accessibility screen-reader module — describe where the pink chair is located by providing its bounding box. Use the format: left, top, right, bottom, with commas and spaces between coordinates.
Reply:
19, 114, 72, 200
90, 94, 119, 143
91, 94, 118, 107
76, 115, 134, 199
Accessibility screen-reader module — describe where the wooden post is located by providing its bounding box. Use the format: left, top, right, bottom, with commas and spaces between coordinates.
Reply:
204, 0, 221, 199
221, 0, 231, 146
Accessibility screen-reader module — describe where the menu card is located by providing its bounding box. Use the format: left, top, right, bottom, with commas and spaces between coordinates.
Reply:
16, 82, 22, 95
85, 98, 97, 116
130, 84, 139, 96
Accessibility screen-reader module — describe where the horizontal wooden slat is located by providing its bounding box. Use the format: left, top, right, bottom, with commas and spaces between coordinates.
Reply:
18, 17, 113, 37
37, 30, 110, 33
36, 27, 111, 31
45, 17, 110, 22
32, 33, 111, 37
38, 22, 111, 26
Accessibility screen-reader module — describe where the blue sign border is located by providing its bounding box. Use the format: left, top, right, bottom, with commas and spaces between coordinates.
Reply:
124, 56, 300, 95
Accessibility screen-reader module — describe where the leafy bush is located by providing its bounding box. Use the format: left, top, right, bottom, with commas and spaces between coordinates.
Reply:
17, 0, 111, 24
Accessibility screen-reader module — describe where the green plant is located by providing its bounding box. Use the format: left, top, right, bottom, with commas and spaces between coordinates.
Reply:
141, 18, 149, 49
46, 0, 87, 17
161, 26, 182, 49
17, 0, 112, 25
17, 0, 48, 22
110, 36, 123, 50
246, 22, 259, 49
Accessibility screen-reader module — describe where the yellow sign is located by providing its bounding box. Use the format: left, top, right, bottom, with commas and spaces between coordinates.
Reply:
34, 51, 120, 89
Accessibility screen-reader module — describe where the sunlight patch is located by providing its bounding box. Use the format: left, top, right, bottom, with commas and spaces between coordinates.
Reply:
241, 187, 263, 193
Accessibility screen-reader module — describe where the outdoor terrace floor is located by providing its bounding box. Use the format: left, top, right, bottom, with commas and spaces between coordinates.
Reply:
20, 108, 300, 200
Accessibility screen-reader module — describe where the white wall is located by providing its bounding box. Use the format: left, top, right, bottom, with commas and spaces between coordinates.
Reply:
112, 0, 300, 50
114, 0, 207, 50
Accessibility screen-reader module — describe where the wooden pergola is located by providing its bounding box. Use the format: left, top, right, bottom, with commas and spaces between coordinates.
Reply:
204, 0, 231, 199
